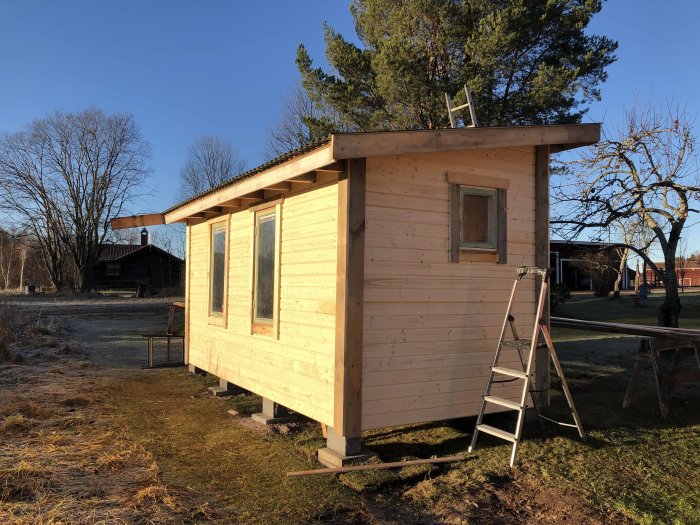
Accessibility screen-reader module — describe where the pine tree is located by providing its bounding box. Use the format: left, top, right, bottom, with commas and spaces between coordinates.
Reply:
297, 0, 617, 133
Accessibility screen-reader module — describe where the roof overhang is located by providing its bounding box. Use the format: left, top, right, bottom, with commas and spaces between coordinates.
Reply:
331, 123, 600, 158
111, 213, 165, 229
111, 124, 599, 229
163, 142, 336, 224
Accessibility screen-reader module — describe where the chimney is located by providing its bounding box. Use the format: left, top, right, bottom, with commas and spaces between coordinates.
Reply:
140, 228, 149, 247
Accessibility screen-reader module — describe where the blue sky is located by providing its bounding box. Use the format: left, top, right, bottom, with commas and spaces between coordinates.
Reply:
1, 1, 699, 255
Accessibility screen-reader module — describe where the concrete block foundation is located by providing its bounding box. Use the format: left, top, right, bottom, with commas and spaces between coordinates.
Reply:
251, 398, 296, 425
188, 364, 206, 376
208, 378, 246, 397
317, 427, 376, 468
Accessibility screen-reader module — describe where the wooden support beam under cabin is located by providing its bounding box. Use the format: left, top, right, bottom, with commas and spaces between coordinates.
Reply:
110, 213, 165, 229
534, 145, 551, 407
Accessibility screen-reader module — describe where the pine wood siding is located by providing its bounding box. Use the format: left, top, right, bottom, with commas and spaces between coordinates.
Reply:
187, 183, 339, 426
362, 148, 538, 429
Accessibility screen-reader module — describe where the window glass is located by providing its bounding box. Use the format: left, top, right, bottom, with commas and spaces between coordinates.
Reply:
105, 263, 121, 276
254, 211, 276, 322
210, 224, 226, 315
460, 187, 496, 248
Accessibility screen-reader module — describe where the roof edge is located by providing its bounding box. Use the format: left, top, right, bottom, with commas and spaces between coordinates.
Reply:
332, 123, 600, 159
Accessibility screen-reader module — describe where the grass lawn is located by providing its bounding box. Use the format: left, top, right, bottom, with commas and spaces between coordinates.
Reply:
2, 294, 698, 524
111, 292, 699, 524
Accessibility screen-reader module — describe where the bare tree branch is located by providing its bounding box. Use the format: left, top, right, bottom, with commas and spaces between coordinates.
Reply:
552, 101, 699, 326
0, 107, 151, 292
177, 135, 246, 201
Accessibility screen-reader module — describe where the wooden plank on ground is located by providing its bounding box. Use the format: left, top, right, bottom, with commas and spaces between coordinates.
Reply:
287, 454, 468, 477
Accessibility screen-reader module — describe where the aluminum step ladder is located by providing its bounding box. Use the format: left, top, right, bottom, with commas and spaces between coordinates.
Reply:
468, 266, 586, 467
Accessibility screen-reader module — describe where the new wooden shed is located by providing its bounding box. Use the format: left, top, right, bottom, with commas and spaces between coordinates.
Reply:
113, 124, 600, 466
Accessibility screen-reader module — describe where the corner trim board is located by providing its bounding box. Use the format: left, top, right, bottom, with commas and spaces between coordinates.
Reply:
334, 157, 366, 438
534, 145, 551, 406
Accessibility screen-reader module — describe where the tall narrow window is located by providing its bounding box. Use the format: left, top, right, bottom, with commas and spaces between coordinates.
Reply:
210, 223, 227, 316
253, 209, 276, 326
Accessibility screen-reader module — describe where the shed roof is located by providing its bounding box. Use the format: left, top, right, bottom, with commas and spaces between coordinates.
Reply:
97, 243, 184, 264
98, 244, 143, 262
111, 124, 600, 229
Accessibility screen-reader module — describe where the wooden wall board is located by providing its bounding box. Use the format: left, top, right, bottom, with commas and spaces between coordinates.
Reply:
187, 183, 340, 426
362, 149, 538, 429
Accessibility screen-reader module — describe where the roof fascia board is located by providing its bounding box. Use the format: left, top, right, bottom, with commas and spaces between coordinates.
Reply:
110, 213, 165, 229
164, 143, 335, 223
331, 124, 600, 159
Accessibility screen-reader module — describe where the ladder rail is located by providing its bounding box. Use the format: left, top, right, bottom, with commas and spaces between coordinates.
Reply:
540, 323, 586, 440
469, 276, 521, 453
510, 276, 549, 466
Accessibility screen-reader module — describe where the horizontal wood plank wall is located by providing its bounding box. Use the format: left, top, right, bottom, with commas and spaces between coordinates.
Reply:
188, 184, 339, 426
362, 148, 538, 430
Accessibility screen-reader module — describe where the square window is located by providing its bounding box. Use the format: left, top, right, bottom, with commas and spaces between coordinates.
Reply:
460, 187, 497, 249
105, 263, 121, 276
449, 183, 507, 264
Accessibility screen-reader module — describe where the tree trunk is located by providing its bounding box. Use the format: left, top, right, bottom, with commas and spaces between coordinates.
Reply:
613, 247, 629, 298
659, 258, 681, 327
79, 263, 96, 294
18, 249, 26, 290
613, 274, 622, 297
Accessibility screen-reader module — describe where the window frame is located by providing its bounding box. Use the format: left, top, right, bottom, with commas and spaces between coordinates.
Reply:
208, 217, 230, 327
251, 204, 281, 337
448, 174, 507, 264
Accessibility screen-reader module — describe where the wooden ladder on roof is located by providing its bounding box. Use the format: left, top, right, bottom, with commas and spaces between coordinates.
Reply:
468, 266, 586, 467
445, 85, 478, 128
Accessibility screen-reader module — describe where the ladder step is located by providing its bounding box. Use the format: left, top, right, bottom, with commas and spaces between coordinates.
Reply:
491, 366, 528, 379
502, 339, 532, 347
483, 395, 521, 411
476, 424, 516, 442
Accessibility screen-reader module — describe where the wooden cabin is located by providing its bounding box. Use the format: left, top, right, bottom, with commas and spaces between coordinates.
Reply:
113, 125, 600, 466
95, 228, 184, 294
